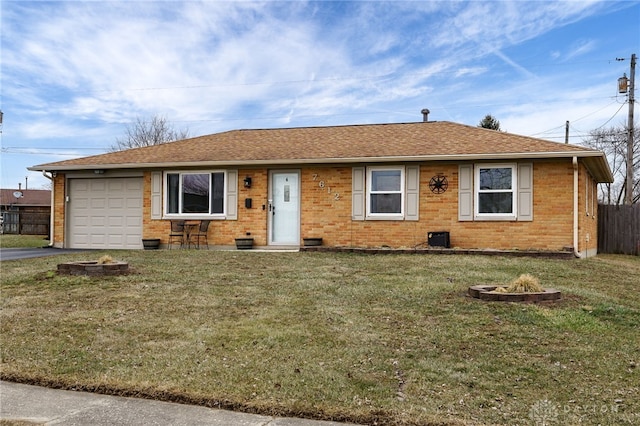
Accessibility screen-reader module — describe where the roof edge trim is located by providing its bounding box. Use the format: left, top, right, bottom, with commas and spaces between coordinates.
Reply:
28, 151, 612, 182
28, 150, 606, 171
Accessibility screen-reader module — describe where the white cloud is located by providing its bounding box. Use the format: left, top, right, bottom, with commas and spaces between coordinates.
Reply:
455, 67, 488, 78
491, 49, 537, 79
563, 39, 599, 61
1, 0, 637, 187
427, 1, 607, 53
2, 1, 614, 131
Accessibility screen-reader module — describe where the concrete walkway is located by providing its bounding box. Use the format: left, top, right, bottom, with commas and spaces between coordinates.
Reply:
0, 381, 356, 426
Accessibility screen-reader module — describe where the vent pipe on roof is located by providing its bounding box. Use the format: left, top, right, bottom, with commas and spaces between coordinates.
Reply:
421, 108, 430, 122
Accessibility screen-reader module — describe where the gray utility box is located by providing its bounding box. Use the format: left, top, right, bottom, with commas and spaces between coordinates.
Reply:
428, 231, 450, 248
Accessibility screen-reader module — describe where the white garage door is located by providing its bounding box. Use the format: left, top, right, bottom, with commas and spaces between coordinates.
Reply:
68, 178, 143, 249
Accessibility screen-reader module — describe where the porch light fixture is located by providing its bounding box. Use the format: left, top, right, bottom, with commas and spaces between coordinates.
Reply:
243, 176, 252, 188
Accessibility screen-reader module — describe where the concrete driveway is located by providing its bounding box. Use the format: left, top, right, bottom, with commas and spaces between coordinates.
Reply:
0, 247, 89, 261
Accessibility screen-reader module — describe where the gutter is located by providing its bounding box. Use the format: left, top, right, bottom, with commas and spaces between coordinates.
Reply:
42, 171, 55, 247
573, 157, 582, 258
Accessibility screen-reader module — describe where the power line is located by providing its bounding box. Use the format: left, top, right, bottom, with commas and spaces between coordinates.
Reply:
517, 99, 622, 139
71, 58, 629, 95
1, 148, 103, 156
89, 72, 410, 94
154, 95, 617, 127
592, 101, 628, 131
2, 147, 103, 150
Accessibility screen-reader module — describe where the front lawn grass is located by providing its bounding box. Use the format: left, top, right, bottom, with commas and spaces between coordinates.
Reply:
1, 251, 638, 425
0, 234, 49, 248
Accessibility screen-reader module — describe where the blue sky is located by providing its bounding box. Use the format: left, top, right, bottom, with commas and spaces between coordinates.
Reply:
1, 1, 639, 190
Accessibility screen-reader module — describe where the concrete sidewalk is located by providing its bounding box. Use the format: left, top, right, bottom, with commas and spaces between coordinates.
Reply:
0, 381, 356, 426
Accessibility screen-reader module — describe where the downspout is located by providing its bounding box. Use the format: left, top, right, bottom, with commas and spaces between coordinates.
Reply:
572, 157, 582, 258
42, 171, 54, 247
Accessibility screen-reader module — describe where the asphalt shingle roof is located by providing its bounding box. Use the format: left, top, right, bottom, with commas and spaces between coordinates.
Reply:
0, 189, 51, 207
30, 121, 612, 181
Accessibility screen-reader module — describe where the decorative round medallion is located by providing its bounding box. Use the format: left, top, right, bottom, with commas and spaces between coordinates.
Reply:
429, 175, 448, 194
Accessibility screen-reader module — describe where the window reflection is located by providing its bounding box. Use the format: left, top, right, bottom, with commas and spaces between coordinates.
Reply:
480, 168, 512, 190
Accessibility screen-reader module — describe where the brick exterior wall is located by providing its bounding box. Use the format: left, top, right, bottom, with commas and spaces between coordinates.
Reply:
52, 173, 66, 248
295, 160, 586, 252
454, 160, 575, 251
52, 159, 599, 254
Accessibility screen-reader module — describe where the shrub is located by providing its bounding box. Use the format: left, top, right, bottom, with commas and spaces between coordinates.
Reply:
97, 255, 115, 265
506, 273, 543, 293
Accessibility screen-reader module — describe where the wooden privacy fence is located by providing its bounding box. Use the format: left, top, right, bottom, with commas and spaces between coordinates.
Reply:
1, 212, 50, 236
598, 204, 640, 255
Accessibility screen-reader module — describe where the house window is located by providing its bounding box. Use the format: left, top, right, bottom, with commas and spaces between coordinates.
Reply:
475, 164, 516, 218
367, 167, 404, 218
165, 171, 225, 216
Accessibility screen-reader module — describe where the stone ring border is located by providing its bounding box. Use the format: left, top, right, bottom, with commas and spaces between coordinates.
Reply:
57, 261, 129, 276
468, 285, 561, 303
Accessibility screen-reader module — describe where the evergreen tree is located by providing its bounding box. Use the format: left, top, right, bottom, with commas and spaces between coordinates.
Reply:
478, 114, 502, 131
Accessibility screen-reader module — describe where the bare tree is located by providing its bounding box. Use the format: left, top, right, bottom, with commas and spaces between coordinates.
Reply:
582, 125, 639, 205
110, 115, 189, 152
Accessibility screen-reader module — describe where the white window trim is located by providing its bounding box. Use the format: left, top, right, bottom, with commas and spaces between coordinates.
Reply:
474, 163, 517, 221
163, 170, 228, 219
366, 166, 405, 220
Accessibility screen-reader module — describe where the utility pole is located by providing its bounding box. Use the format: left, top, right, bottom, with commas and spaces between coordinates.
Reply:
565, 120, 569, 144
625, 54, 636, 205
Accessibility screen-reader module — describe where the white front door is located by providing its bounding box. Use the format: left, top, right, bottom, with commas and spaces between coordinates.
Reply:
269, 171, 300, 245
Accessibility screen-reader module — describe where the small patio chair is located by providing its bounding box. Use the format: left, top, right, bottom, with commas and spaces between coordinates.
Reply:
190, 220, 210, 249
168, 220, 186, 249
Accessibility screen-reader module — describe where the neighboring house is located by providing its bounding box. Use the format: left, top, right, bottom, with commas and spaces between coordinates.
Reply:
0, 188, 52, 235
29, 120, 613, 257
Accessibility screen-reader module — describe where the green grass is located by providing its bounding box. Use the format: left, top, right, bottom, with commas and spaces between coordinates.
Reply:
0, 234, 49, 248
1, 251, 639, 425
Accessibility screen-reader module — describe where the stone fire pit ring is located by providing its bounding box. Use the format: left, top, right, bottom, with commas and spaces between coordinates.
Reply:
57, 261, 129, 276
468, 285, 561, 303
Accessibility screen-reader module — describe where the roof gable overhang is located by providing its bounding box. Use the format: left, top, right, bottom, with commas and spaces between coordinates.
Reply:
30, 150, 614, 183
